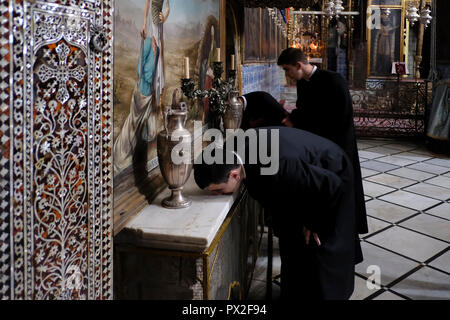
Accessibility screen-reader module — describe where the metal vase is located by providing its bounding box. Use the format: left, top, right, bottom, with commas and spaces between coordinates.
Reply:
157, 102, 193, 208
223, 90, 243, 131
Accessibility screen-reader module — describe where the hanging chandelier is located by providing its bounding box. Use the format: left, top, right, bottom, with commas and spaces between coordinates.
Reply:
268, 8, 288, 38
334, 0, 344, 17
323, 1, 335, 17
242, 0, 320, 9
292, 0, 359, 19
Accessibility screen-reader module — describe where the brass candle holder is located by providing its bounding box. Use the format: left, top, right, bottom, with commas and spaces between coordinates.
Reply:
181, 62, 237, 130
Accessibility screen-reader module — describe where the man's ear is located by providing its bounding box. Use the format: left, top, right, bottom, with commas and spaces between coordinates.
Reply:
228, 168, 241, 182
296, 61, 303, 70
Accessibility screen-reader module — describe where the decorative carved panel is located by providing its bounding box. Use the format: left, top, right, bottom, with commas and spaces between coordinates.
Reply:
0, 0, 113, 299
240, 0, 321, 9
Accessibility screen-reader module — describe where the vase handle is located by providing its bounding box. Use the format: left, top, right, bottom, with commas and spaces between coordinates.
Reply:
179, 102, 188, 126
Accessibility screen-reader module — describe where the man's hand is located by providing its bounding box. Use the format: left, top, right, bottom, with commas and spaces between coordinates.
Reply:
303, 226, 321, 246
281, 116, 294, 128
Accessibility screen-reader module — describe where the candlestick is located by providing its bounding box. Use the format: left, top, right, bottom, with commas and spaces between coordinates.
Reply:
184, 57, 190, 79
231, 54, 235, 70
181, 58, 238, 131
216, 48, 220, 62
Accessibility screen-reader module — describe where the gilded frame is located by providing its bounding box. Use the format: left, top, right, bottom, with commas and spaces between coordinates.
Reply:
366, 0, 405, 78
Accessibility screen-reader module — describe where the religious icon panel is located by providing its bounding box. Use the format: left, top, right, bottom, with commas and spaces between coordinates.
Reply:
367, 3, 404, 78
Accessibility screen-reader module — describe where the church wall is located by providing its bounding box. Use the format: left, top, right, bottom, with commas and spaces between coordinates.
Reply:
240, 7, 288, 101
241, 64, 285, 101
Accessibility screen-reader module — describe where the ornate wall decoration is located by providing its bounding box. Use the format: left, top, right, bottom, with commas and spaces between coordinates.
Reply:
240, 0, 321, 9
0, 0, 113, 300
0, 0, 11, 300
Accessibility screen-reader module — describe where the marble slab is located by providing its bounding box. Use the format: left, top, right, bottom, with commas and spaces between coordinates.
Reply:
118, 173, 239, 252
365, 199, 417, 223
375, 155, 419, 167
424, 158, 450, 168
428, 251, 450, 274
379, 190, 440, 211
390, 267, 450, 300
363, 181, 396, 198
380, 143, 418, 152
350, 275, 380, 300
356, 242, 419, 286
365, 173, 417, 189
365, 217, 392, 236
357, 140, 381, 150
400, 214, 450, 242
408, 148, 437, 157
424, 175, 450, 189
394, 152, 432, 162
373, 290, 406, 300
365, 146, 402, 156
404, 183, 450, 201
360, 160, 400, 173
406, 162, 450, 175
425, 203, 450, 220
361, 167, 379, 178
358, 150, 386, 160
365, 226, 448, 262
388, 167, 436, 181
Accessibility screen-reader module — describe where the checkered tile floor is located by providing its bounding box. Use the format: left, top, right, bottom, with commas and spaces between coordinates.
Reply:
248, 138, 450, 300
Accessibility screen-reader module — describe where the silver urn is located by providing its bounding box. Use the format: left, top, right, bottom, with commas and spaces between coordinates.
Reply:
223, 90, 243, 131
157, 102, 193, 208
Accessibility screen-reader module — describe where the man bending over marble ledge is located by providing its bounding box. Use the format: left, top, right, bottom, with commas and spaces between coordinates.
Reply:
193, 126, 360, 300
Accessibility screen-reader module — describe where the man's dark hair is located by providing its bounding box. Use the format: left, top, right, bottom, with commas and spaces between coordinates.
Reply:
193, 148, 240, 189
277, 48, 308, 66
241, 91, 287, 130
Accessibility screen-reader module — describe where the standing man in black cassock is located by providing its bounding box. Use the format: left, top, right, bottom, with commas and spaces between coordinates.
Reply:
194, 127, 358, 300
276, 48, 368, 260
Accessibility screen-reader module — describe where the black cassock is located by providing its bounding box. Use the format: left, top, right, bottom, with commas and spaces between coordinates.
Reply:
291, 70, 367, 238
241, 72, 368, 242
241, 127, 358, 300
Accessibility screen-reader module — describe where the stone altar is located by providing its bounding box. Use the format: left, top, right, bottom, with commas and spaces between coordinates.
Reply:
113, 174, 263, 300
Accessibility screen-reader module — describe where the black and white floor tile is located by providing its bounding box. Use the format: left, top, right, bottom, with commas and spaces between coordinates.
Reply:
247, 138, 450, 300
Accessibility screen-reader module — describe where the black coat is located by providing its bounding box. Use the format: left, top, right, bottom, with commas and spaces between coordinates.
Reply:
290, 69, 368, 237
241, 91, 287, 130
242, 127, 358, 300
240, 75, 368, 238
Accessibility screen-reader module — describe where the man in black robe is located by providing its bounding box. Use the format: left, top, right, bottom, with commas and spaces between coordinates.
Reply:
194, 127, 358, 300
276, 49, 367, 252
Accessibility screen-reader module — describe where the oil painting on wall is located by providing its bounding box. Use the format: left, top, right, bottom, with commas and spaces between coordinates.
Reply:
113, 0, 220, 233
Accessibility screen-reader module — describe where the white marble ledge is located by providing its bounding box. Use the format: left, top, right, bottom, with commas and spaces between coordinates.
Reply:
117, 171, 240, 253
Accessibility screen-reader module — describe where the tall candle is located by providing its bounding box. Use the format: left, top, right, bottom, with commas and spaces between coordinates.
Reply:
216, 48, 221, 62
231, 54, 235, 70
184, 57, 190, 79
